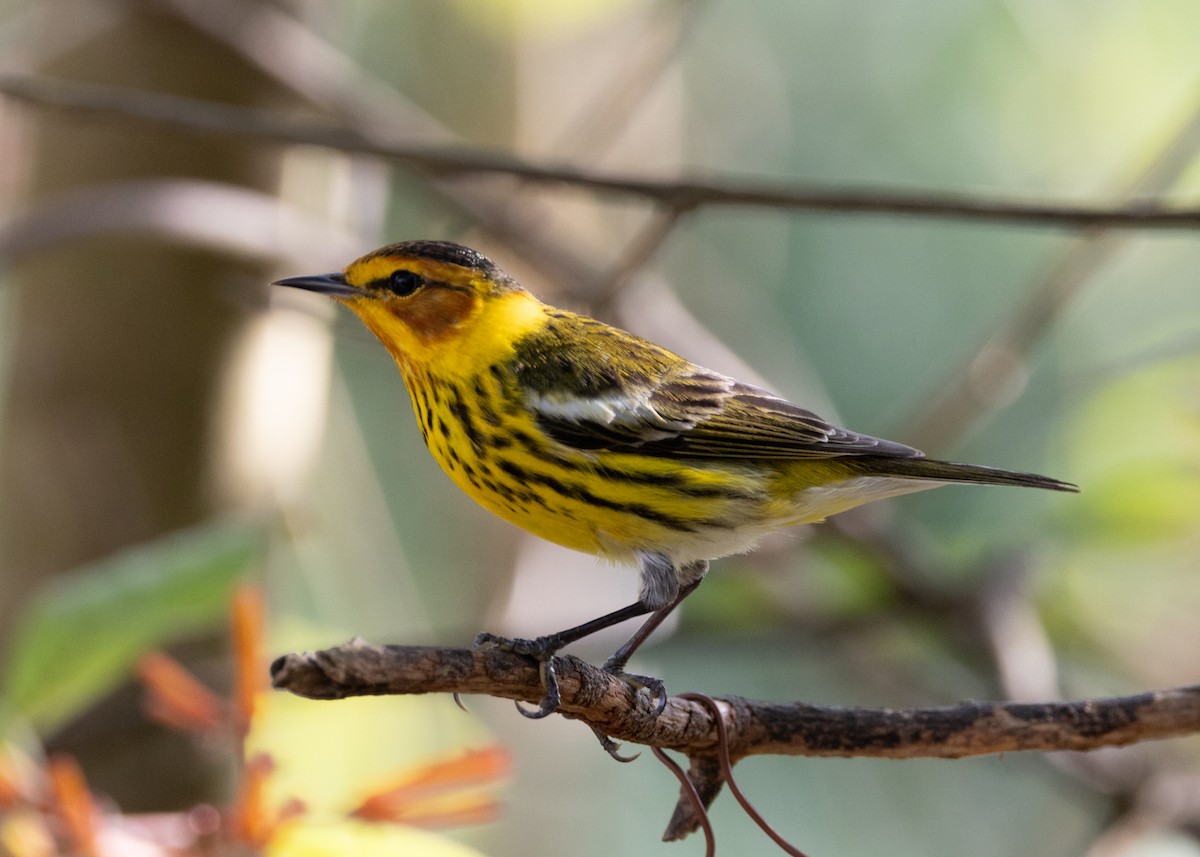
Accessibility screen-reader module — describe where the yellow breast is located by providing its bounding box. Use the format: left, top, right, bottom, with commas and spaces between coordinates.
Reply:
404, 363, 771, 565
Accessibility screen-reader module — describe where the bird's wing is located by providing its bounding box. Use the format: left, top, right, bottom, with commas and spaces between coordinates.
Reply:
645, 376, 921, 459
512, 323, 920, 460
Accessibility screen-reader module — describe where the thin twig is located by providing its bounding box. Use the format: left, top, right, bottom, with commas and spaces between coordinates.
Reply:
903, 84, 1200, 451
4, 75, 1200, 231
680, 693, 812, 856
593, 203, 692, 310
652, 747, 716, 854
550, 0, 708, 160
152, 0, 611, 296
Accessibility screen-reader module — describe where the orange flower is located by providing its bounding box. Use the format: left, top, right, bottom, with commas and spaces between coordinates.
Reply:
351, 746, 509, 829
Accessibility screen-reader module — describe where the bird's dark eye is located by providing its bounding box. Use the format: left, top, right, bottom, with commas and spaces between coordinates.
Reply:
385, 269, 424, 297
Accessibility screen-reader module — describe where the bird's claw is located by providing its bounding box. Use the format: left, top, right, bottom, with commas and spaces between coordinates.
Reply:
474, 632, 562, 717
601, 657, 670, 717
590, 726, 640, 762
587, 667, 665, 763
515, 657, 561, 719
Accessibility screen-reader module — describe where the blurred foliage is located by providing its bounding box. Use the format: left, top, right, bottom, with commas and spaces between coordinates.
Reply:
0, 582, 500, 856
1, 519, 263, 734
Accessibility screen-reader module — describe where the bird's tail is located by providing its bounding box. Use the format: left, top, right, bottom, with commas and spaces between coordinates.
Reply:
854, 456, 1079, 493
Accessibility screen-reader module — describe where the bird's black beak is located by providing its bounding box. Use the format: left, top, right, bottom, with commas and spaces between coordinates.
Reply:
272, 272, 359, 298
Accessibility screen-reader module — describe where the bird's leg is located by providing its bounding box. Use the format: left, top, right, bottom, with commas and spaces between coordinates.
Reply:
602, 577, 703, 675
473, 557, 708, 720
474, 599, 657, 719
601, 562, 708, 716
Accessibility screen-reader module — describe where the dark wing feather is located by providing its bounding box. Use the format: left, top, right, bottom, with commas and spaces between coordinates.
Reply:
642, 379, 922, 459
512, 317, 920, 461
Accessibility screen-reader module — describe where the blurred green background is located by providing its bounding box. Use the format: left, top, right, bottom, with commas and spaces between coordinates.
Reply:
1, 0, 1198, 855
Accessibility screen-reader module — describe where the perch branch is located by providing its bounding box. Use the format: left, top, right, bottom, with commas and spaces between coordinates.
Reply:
272, 639, 1200, 840
272, 639, 1200, 761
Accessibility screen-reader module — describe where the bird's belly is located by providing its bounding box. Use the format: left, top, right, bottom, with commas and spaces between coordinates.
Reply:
427, 433, 773, 564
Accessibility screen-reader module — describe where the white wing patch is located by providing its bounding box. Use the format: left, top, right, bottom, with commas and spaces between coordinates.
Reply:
525, 388, 693, 442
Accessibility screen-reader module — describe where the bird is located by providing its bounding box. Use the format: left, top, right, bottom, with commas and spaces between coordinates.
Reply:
274, 240, 1077, 718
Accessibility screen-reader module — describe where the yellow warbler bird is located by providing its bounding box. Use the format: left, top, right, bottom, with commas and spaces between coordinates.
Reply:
275, 240, 1076, 716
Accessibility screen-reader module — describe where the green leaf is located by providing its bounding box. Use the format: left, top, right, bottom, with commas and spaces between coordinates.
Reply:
2, 517, 265, 734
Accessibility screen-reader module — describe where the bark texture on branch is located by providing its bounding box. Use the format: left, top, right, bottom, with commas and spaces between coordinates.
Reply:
271, 639, 1200, 760
272, 640, 1200, 840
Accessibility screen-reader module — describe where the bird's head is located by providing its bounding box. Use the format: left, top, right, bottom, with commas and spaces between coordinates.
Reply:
274, 241, 543, 373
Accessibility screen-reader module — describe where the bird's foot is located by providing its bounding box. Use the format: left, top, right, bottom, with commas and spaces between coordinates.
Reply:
473, 632, 670, 720
590, 726, 640, 763
473, 632, 563, 719
601, 655, 670, 718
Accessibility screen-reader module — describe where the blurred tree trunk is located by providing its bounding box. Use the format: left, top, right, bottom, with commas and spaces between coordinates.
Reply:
0, 1, 284, 809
